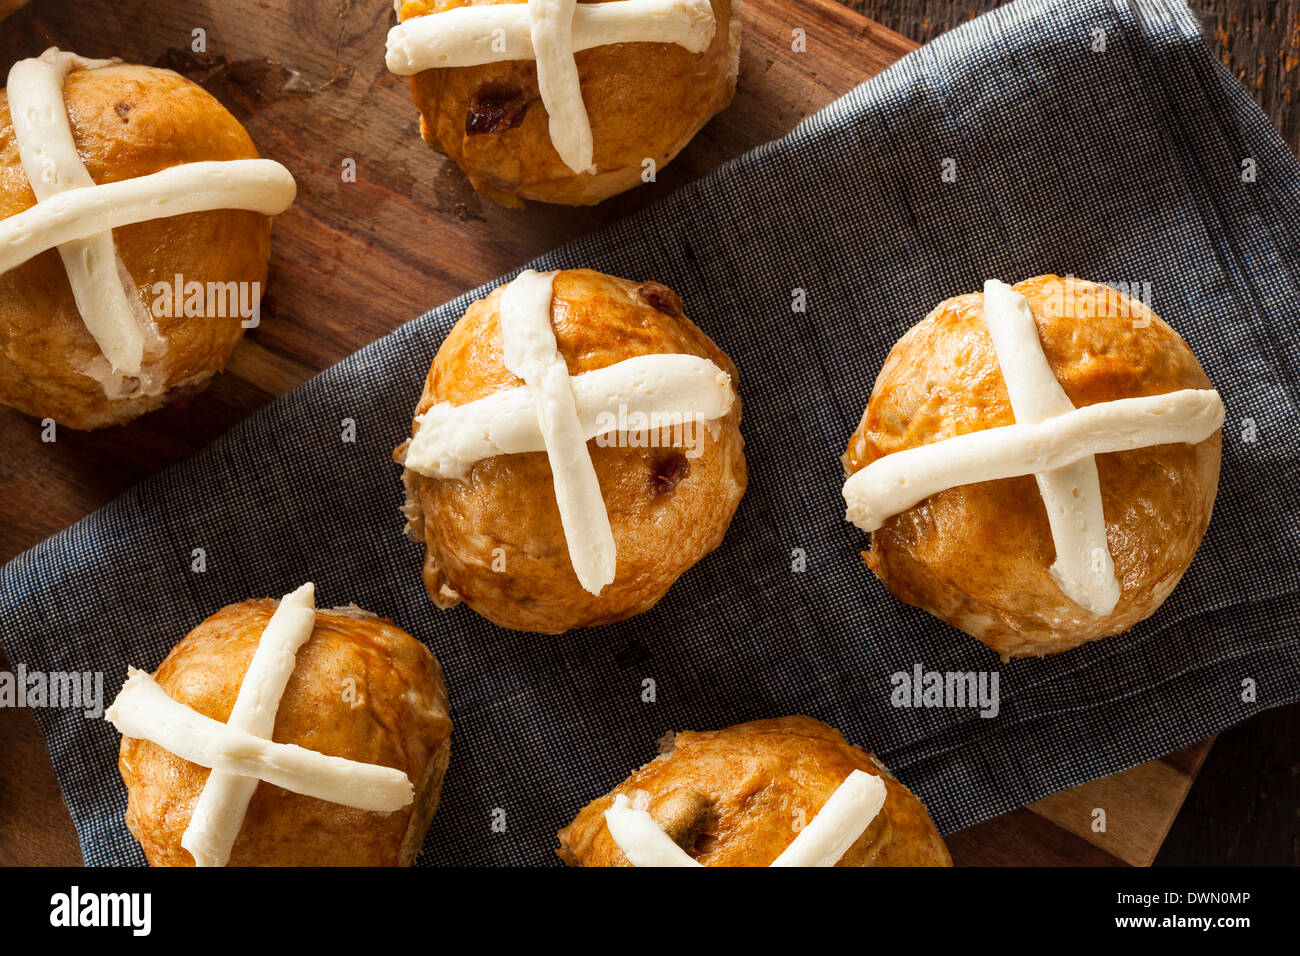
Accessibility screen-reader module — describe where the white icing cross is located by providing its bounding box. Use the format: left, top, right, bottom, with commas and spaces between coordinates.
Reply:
2, 49, 297, 380
843, 279, 1225, 615
106, 583, 414, 868
386, 0, 717, 174
403, 269, 735, 596
605, 769, 887, 866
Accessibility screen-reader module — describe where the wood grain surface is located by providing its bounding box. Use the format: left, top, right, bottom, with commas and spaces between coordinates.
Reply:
0, 0, 1268, 868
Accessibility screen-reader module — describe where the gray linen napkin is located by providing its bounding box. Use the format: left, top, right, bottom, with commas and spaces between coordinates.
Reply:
2, 0, 1298, 865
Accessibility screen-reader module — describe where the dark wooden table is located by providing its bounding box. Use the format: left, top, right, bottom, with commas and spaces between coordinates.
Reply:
848, 0, 1300, 869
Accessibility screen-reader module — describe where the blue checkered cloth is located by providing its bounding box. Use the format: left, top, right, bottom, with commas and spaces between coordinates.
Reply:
3, 0, 1298, 865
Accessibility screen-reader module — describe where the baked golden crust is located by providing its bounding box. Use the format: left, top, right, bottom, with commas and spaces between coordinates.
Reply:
557, 715, 951, 866
118, 600, 453, 867
397, 0, 740, 206
0, 62, 275, 429
397, 268, 747, 633
844, 275, 1222, 659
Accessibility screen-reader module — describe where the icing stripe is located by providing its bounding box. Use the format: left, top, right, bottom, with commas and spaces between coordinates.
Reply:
770, 769, 887, 867
0, 160, 297, 274
530, 0, 594, 174
604, 794, 703, 866
385, 0, 716, 73
982, 279, 1120, 615
180, 583, 317, 868
107, 668, 413, 813
405, 352, 733, 480
7, 50, 146, 374
843, 388, 1224, 533
499, 269, 617, 595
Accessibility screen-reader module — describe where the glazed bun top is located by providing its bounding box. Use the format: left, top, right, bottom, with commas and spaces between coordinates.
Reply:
847, 275, 1214, 467
845, 275, 1222, 657
400, 267, 747, 634
397, 0, 740, 205
415, 268, 737, 408
557, 716, 952, 866
118, 600, 452, 867
0, 61, 276, 428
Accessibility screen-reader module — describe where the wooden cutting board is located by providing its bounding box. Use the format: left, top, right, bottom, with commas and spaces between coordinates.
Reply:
0, 0, 1210, 867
